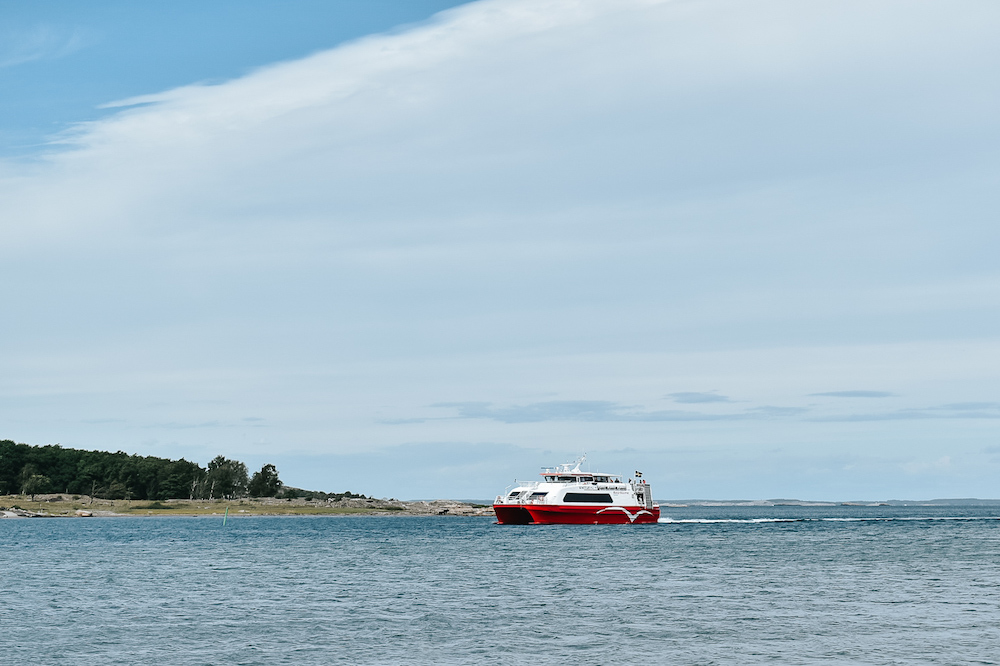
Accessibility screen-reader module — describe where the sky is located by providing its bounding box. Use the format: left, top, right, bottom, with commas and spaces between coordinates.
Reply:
2, 0, 999, 501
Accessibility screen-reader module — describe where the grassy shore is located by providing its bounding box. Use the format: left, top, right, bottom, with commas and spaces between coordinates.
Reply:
0, 494, 493, 517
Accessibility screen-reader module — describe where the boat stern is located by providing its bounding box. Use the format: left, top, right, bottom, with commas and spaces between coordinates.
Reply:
493, 503, 534, 524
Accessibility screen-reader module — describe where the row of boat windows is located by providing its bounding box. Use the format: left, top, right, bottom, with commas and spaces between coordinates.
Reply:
514, 492, 615, 504
543, 475, 621, 483
564, 493, 614, 503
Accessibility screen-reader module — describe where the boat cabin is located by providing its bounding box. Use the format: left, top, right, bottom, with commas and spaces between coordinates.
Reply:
541, 474, 621, 483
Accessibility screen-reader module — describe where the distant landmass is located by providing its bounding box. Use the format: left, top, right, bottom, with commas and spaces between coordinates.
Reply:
661, 498, 1000, 506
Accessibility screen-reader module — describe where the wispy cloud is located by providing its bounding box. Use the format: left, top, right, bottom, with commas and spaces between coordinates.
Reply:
0, 25, 91, 69
933, 402, 1000, 411
668, 392, 733, 404
810, 391, 895, 398
437, 400, 706, 423
145, 419, 270, 429
902, 456, 952, 474
147, 421, 223, 430
748, 406, 808, 417
815, 403, 1000, 422
387, 400, 807, 424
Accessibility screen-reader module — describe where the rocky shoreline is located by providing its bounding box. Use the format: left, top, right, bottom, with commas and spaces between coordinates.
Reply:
0, 494, 495, 518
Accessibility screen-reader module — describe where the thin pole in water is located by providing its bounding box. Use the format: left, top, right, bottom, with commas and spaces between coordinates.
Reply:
223, 506, 229, 527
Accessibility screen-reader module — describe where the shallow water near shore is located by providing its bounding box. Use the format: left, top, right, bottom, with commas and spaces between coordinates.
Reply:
3, 506, 1000, 665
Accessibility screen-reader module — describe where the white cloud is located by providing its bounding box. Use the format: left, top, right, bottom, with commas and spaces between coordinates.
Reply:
2, 0, 1000, 497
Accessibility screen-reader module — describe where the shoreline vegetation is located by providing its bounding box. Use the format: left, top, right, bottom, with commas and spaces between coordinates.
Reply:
0, 439, 429, 510
0, 439, 496, 518
1, 439, 293, 502
0, 494, 495, 518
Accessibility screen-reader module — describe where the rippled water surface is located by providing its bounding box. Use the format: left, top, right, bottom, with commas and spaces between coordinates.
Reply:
3, 506, 1000, 664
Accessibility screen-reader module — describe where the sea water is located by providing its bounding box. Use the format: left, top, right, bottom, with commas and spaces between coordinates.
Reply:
2, 506, 999, 665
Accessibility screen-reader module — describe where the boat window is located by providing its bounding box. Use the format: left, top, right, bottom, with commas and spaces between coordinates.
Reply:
579, 476, 593, 482
594, 476, 608, 482
544, 476, 556, 482
558, 476, 575, 482
563, 492, 614, 503
529, 492, 548, 499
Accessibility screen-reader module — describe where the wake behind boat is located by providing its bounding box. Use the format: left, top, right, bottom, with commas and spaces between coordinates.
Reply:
493, 457, 659, 524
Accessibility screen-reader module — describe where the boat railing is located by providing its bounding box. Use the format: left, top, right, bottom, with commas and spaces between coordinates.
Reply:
495, 482, 544, 505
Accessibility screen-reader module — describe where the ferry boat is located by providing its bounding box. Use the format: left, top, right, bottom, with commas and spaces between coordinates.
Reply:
493, 457, 659, 524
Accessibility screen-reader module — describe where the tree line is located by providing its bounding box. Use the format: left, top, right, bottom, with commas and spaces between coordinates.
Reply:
0, 439, 284, 500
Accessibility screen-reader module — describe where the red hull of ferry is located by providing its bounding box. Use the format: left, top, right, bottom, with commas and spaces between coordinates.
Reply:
494, 503, 659, 525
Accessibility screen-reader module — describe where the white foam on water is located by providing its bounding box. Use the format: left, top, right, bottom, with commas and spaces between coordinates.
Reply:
820, 516, 1000, 522
658, 518, 801, 524
659, 516, 1000, 524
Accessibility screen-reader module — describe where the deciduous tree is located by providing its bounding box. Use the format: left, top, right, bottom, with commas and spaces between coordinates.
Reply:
248, 464, 282, 497
22, 473, 51, 500
206, 455, 249, 499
